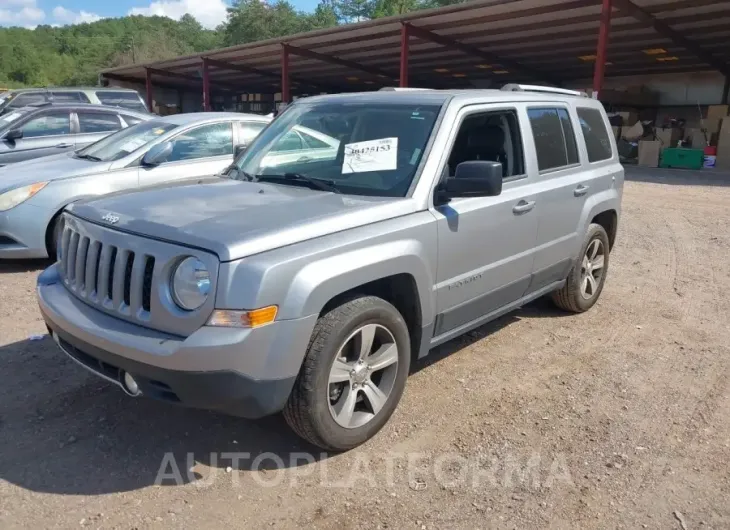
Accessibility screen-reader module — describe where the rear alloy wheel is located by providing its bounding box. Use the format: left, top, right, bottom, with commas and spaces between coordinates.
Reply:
551, 223, 610, 313
283, 296, 410, 451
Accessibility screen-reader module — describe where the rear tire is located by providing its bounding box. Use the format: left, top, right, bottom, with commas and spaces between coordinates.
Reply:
283, 295, 410, 451
551, 223, 610, 313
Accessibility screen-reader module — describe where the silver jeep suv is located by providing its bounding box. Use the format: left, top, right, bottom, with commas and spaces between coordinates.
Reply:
37, 85, 623, 451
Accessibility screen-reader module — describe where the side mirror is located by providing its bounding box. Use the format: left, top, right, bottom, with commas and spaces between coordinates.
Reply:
4, 129, 22, 142
234, 144, 248, 158
440, 161, 503, 200
141, 141, 173, 166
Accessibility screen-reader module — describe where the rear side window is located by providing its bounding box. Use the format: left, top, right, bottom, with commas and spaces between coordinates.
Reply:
96, 91, 147, 111
78, 112, 122, 133
121, 114, 144, 127
528, 108, 579, 171
51, 91, 90, 103
238, 121, 267, 145
9, 92, 47, 108
577, 107, 613, 162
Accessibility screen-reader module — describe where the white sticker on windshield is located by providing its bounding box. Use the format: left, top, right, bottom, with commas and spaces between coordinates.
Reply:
2, 112, 22, 123
120, 137, 148, 152
342, 137, 397, 174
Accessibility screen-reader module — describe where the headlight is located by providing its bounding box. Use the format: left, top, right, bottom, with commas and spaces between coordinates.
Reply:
170, 257, 210, 311
0, 182, 48, 212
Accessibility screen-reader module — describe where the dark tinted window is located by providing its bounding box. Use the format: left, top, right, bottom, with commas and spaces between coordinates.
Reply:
557, 109, 579, 165
9, 92, 47, 108
51, 91, 89, 103
577, 107, 613, 162
528, 108, 571, 171
78, 112, 122, 133
20, 111, 71, 137
166, 122, 233, 162
96, 91, 147, 111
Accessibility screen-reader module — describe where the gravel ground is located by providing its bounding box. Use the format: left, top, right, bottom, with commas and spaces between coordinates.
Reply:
1, 167, 729, 529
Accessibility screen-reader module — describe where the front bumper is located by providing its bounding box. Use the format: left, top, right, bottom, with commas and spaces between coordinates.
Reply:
0, 203, 49, 259
37, 264, 318, 418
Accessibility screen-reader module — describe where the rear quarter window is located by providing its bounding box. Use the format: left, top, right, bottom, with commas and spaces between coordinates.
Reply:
96, 91, 147, 111
577, 107, 613, 162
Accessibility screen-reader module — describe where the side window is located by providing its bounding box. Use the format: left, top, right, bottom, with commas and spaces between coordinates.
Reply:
577, 107, 613, 162
528, 107, 580, 171
96, 91, 147, 112
272, 130, 304, 152
78, 112, 122, 133
9, 93, 47, 108
20, 111, 71, 138
300, 131, 332, 149
120, 115, 144, 127
166, 122, 233, 163
557, 109, 579, 165
238, 121, 266, 145
446, 109, 525, 178
51, 91, 88, 103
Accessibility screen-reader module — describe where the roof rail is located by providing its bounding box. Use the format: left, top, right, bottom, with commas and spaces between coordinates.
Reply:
501, 84, 588, 98
378, 87, 434, 92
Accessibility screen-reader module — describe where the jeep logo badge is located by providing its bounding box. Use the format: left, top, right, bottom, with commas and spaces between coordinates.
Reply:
102, 213, 120, 224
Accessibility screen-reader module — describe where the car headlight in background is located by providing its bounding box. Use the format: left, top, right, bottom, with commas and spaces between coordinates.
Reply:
170, 257, 211, 311
0, 182, 48, 212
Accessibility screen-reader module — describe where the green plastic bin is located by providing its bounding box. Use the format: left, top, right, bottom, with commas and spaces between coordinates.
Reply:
659, 148, 705, 170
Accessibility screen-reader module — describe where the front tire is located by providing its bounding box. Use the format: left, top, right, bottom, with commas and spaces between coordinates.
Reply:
283, 295, 411, 451
551, 223, 610, 313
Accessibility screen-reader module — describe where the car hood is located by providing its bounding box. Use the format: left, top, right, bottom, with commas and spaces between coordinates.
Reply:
68, 178, 417, 261
0, 152, 112, 192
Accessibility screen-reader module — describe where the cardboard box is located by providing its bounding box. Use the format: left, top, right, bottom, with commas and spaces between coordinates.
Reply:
701, 118, 723, 134
707, 105, 729, 121
654, 127, 683, 148
617, 111, 639, 126
611, 126, 620, 139
638, 140, 661, 167
716, 119, 730, 169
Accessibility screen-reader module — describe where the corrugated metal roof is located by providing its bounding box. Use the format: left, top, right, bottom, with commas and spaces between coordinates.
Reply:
101, 0, 730, 93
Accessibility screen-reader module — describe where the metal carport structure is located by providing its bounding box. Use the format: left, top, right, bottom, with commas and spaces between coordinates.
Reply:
100, 0, 730, 111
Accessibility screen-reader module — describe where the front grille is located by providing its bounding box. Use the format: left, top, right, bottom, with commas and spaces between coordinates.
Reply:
60, 225, 155, 321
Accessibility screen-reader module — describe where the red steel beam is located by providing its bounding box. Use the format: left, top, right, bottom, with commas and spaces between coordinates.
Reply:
400, 23, 409, 87
202, 58, 211, 111
612, 0, 730, 76
281, 44, 290, 103
404, 23, 560, 86
144, 68, 153, 112
593, 0, 612, 97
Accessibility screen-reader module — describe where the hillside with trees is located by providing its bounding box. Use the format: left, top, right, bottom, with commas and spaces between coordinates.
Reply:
0, 0, 463, 88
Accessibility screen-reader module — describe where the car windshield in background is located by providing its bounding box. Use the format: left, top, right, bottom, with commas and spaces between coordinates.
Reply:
233, 101, 442, 197
75, 120, 178, 162
0, 108, 30, 130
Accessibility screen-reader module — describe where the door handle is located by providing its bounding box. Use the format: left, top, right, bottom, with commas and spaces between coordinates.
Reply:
574, 184, 590, 197
55, 143, 73, 148
512, 200, 536, 214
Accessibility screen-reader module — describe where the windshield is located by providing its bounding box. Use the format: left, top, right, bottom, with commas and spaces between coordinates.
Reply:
232, 100, 442, 197
0, 109, 28, 129
75, 120, 178, 162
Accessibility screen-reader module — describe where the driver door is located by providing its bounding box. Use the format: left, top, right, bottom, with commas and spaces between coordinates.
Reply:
137, 121, 235, 188
0, 110, 73, 165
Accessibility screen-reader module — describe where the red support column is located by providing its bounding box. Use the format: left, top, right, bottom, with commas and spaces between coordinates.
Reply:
592, 0, 612, 99
400, 24, 409, 88
144, 68, 153, 112
281, 44, 290, 104
202, 58, 211, 111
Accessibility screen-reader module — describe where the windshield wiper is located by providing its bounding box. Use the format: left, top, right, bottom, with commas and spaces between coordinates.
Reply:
75, 153, 102, 162
256, 173, 341, 194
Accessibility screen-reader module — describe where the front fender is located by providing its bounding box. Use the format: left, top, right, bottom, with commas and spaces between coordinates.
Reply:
281, 238, 435, 324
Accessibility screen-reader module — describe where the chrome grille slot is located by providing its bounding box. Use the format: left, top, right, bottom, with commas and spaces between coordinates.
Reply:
58, 214, 219, 336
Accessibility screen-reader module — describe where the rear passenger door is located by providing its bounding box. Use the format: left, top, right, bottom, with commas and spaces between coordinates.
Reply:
73, 110, 124, 148
526, 105, 609, 294
138, 121, 234, 188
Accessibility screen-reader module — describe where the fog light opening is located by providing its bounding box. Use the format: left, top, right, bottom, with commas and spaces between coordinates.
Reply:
121, 372, 141, 396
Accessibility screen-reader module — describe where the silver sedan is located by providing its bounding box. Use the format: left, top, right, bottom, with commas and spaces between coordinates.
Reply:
0, 112, 270, 259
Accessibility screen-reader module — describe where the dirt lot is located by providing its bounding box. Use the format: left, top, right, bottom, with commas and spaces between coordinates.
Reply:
1, 167, 729, 529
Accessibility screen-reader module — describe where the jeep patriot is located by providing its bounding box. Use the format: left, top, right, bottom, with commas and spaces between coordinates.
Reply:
37, 85, 623, 451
